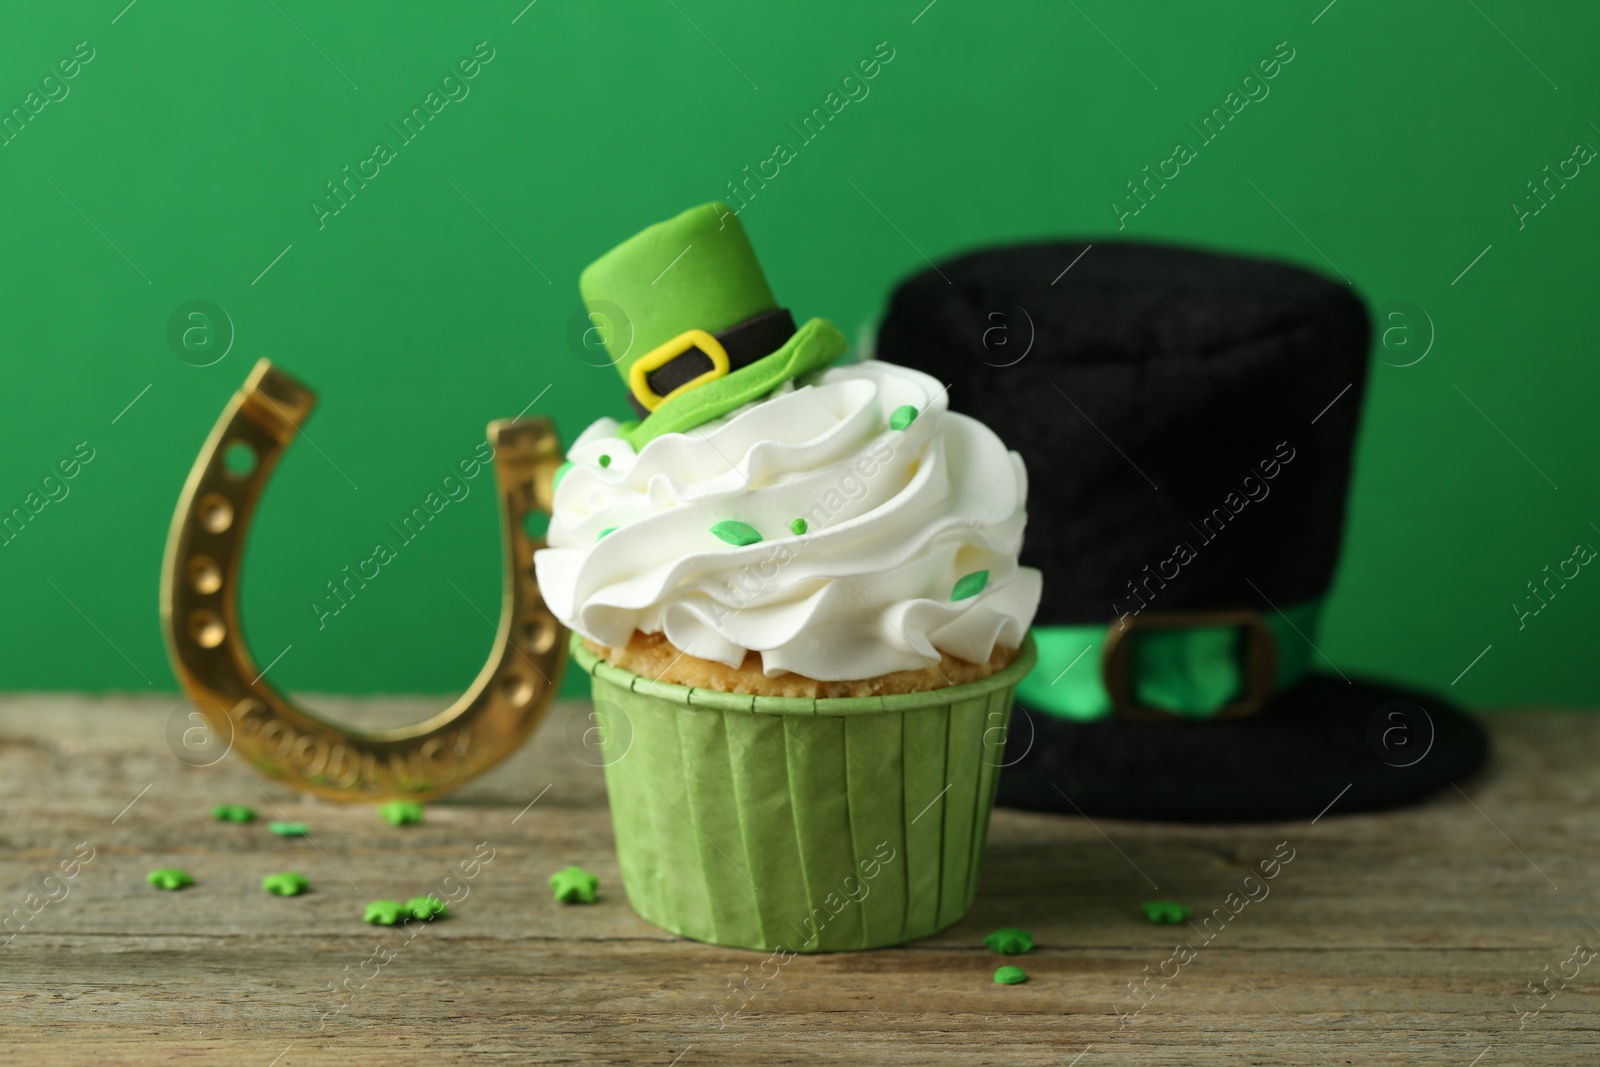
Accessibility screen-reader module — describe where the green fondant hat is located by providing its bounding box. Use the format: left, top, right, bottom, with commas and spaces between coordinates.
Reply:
579, 202, 846, 447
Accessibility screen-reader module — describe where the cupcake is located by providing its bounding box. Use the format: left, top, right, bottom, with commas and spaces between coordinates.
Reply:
536, 203, 1040, 951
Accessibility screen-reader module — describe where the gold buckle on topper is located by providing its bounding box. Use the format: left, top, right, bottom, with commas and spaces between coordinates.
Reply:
627, 328, 730, 413
1100, 609, 1278, 722
159, 359, 568, 801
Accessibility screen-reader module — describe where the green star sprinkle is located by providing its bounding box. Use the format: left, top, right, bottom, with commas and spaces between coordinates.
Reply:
994, 965, 1028, 985
269, 822, 309, 837
147, 868, 195, 891
549, 864, 599, 904
890, 404, 919, 430
378, 801, 424, 827
363, 899, 407, 925
790, 518, 808, 535
597, 526, 617, 541
710, 520, 762, 547
406, 895, 448, 921
598, 454, 612, 468
212, 804, 256, 823
951, 570, 990, 601
262, 872, 310, 897
552, 460, 574, 490
983, 928, 1035, 955
1142, 900, 1193, 924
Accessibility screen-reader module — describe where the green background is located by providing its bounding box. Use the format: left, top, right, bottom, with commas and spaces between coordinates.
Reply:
1, 0, 1593, 708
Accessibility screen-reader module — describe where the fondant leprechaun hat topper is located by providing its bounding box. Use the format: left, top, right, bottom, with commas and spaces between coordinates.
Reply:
579, 202, 847, 447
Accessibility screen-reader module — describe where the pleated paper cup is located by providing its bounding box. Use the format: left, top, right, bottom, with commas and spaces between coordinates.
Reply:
571, 634, 1037, 952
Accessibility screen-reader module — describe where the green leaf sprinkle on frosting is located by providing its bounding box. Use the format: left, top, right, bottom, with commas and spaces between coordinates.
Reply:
711, 520, 763, 547
951, 569, 989, 601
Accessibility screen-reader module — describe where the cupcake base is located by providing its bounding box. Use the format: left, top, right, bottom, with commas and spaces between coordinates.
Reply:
574, 633, 1037, 952
587, 630, 1018, 698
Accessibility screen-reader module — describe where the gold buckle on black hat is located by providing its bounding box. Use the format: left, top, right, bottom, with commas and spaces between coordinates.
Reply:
1100, 609, 1278, 722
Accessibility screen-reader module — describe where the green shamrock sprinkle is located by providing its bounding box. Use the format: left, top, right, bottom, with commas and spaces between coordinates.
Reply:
993, 965, 1028, 985
269, 822, 310, 837
1142, 900, 1193, 924
598, 454, 612, 468
597, 526, 617, 541
552, 461, 573, 490
890, 404, 919, 430
212, 804, 256, 823
710, 520, 762, 547
378, 801, 424, 826
406, 895, 448, 921
549, 865, 599, 904
147, 869, 195, 891
983, 928, 1034, 955
262, 872, 310, 897
363, 900, 407, 925
790, 518, 808, 535
951, 570, 990, 601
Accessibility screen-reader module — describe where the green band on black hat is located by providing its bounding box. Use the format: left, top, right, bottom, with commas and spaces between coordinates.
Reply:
1016, 601, 1322, 721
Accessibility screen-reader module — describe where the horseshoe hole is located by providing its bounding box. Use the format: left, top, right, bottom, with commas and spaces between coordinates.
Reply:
521, 614, 558, 655
501, 674, 535, 707
188, 555, 223, 595
223, 440, 258, 478
522, 510, 550, 541
230, 697, 266, 723
189, 610, 226, 649
198, 494, 234, 533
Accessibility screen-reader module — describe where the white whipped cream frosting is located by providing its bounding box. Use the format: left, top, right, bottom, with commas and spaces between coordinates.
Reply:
534, 360, 1040, 681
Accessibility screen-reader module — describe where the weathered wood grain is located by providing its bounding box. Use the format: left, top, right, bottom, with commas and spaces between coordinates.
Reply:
0, 695, 1595, 1065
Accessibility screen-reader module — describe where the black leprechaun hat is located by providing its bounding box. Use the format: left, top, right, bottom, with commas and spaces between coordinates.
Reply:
876, 241, 1488, 822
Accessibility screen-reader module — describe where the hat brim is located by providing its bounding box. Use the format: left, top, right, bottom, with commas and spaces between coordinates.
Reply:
621, 317, 848, 448
994, 673, 1489, 822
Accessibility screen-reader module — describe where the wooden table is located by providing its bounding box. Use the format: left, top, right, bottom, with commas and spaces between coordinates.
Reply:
1, 696, 1594, 1065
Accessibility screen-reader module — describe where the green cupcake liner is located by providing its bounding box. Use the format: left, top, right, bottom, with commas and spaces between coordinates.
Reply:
572, 634, 1037, 952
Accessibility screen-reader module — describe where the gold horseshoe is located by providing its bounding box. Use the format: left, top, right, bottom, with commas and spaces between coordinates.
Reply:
160, 358, 568, 802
